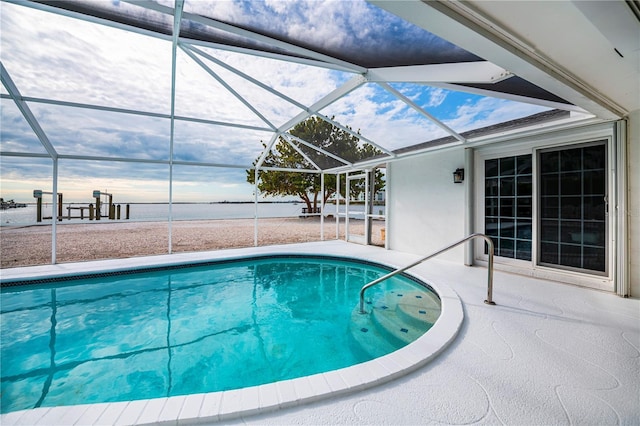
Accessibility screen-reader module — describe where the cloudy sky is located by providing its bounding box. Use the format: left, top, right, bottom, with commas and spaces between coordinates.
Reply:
0, 0, 550, 203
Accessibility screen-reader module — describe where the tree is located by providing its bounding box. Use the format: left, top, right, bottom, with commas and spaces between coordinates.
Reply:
246, 117, 385, 211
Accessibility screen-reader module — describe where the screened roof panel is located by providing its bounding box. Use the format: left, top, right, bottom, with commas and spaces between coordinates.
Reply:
171, 166, 255, 203
0, 157, 54, 199
1, 2, 173, 113
387, 82, 552, 137
173, 121, 271, 166
194, 47, 355, 108
393, 109, 571, 155
29, 104, 172, 160
182, 0, 482, 68
0, 99, 49, 155
199, 55, 308, 129
34, 0, 175, 37
1, 0, 586, 203
179, 16, 307, 61
318, 83, 451, 152
460, 76, 572, 106
20, 0, 575, 109
57, 160, 171, 203
174, 49, 271, 128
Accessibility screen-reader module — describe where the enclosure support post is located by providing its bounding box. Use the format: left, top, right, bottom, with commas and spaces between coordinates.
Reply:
320, 172, 325, 241
384, 162, 390, 250
335, 173, 340, 239
465, 147, 474, 266
367, 168, 375, 245
51, 159, 58, 264
364, 170, 370, 245
254, 168, 259, 247
345, 172, 350, 241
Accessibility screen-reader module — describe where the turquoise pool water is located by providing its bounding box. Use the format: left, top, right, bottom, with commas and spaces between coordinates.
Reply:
0, 256, 439, 414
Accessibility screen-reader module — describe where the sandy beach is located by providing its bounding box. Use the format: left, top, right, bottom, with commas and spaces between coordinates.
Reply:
0, 218, 384, 269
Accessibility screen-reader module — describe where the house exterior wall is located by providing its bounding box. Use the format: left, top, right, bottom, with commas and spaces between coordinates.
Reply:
387, 117, 637, 298
387, 148, 466, 262
628, 109, 640, 297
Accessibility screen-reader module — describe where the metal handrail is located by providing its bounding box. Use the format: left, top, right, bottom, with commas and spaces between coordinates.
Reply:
359, 233, 495, 314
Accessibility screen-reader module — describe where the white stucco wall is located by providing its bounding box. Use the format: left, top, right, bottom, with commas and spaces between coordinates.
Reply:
628, 109, 639, 298
387, 148, 466, 262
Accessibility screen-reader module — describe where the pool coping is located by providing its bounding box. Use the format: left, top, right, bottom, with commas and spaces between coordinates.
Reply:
0, 241, 464, 425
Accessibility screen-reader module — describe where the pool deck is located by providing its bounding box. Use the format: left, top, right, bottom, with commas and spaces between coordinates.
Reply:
1, 240, 639, 425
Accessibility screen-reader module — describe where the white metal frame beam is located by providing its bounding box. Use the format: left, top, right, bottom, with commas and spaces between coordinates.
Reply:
277, 74, 367, 132
1, 63, 58, 159
184, 44, 311, 114
1, 61, 60, 263
184, 38, 360, 74
185, 45, 395, 161
367, 62, 511, 84
281, 134, 322, 171
377, 81, 467, 143
425, 82, 590, 115
5, 0, 174, 43
179, 11, 366, 74
0, 94, 274, 132
370, 0, 625, 119
312, 111, 395, 157
255, 133, 280, 170
167, 0, 185, 253
180, 45, 278, 131
273, 74, 397, 159
287, 134, 353, 167
126, 0, 366, 74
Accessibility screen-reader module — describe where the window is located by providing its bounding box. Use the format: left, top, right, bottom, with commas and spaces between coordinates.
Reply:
538, 143, 607, 273
484, 155, 532, 260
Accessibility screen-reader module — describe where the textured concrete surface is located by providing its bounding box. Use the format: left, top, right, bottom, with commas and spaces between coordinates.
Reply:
229, 247, 640, 425
2, 241, 638, 425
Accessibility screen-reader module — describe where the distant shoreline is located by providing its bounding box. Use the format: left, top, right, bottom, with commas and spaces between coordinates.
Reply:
0, 217, 384, 269
0, 200, 385, 206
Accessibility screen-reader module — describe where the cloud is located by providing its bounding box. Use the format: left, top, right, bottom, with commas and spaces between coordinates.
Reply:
1, 3, 173, 113
444, 97, 549, 133
184, 0, 478, 67
0, 1, 552, 203
424, 88, 448, 108
321, 84, 450, 150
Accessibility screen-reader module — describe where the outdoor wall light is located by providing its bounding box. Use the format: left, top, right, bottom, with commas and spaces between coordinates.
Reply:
453, 168, 464, 183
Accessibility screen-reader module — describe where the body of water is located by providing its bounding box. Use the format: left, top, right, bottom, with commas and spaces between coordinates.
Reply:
0, 203, 382, 227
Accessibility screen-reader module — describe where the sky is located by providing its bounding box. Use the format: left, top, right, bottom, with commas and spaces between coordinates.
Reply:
0, 0, 551, 203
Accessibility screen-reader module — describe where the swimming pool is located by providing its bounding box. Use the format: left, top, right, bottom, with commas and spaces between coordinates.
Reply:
0, 243, 463, 424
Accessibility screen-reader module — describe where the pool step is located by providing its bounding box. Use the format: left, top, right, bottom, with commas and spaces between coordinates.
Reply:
349, 290, 441, 358
391, 291, 440, 329
349, 308, 399, 359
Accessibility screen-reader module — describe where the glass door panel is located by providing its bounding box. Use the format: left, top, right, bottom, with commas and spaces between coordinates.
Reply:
538, 143, 607, 273
345, 174, 367, 244
484, 154, 532, 260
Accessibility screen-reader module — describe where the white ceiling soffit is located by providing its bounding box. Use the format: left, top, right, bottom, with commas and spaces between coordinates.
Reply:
367, 62, 511, 84
370, 0, 634, 119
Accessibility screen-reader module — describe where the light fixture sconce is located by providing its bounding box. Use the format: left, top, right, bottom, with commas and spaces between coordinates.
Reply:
453, 168, 464, 183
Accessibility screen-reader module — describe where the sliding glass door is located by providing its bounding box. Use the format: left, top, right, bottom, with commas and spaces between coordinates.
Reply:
482, 140, 608, 277
538, 143, 607, 274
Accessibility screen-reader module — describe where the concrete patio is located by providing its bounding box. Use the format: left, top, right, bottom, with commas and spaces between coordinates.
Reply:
1, 241, 638, 424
